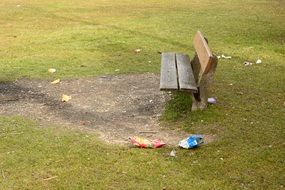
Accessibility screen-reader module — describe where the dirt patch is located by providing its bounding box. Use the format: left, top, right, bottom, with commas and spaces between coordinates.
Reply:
0, 73, 214, 146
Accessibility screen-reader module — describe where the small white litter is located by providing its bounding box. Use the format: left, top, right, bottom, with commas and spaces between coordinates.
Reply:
170, 150, 176, 157
207, 97, 216, 104
256, 59, 262, 64
244, 61, 253, 66
221, 54, 232, 59
134, 49, 141, 53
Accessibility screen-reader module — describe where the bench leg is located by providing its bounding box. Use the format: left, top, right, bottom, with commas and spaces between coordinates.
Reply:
191, 85, 208, 111
191, 56, 218, 111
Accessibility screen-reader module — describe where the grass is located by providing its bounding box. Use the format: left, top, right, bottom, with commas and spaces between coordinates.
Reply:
1, 116, 282, 189
0, 0, 284, 189
1, 0, 284, 81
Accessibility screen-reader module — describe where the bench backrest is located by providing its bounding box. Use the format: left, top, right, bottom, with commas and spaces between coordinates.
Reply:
193, 31, 215, 75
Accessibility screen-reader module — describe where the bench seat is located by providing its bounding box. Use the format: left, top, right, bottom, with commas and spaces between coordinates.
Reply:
160, 52, 198, 93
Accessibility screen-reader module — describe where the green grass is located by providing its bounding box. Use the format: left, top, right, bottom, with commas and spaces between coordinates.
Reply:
0, 0, 285, 189
1, 116, 283, 189
1, 0, 284, 80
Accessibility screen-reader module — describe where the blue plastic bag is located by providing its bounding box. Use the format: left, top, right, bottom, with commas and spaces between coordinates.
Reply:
179, 135, 204, 149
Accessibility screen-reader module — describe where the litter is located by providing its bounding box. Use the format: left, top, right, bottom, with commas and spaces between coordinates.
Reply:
134, 49, 141, 53
207, 97, 216, 104
179, 135, 204, 149
51, 79, 60, 84
256, 59, 262, 64
48, 68, 56, 73
217, 54, 231, 59
129, 136, 165, 148
61, 94, 71, 102
221, 54, 231, 59
170, 149, 176, 157
244, 61, 253, 66
151, 139, 165, 148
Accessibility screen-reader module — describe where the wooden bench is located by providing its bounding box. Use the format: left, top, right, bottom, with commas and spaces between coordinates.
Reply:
160, 31, 218, 111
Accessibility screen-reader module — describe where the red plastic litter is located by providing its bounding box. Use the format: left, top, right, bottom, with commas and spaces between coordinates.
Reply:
129, 136, 165, 148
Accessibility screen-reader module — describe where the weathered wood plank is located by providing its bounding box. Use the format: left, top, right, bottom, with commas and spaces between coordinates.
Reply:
193, 31, 214, 74
160, 52, 178, 90
176, 53, 198, 93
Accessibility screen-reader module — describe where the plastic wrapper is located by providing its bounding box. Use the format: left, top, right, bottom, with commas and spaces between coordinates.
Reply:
179, 135, 204, 149
207, 97, 216, 104
129, 136, 165, 148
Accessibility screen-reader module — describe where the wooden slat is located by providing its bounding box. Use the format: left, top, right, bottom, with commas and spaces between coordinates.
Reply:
193, 31, 214, 74
176, 53, 198, 93
160, 52, 178, 90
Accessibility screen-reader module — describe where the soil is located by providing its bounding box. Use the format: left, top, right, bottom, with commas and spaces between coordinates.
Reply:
0, 73, 213, 146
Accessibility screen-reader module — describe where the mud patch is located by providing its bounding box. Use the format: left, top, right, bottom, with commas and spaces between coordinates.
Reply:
0, 73, 214, 146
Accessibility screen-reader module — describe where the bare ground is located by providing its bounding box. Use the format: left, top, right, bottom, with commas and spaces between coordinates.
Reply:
0, 73, 213, 146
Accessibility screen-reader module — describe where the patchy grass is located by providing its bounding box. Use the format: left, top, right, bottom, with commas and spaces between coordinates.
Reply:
0, 0, 284, 189
162, 92, 192, 121
1, 116, 283, 189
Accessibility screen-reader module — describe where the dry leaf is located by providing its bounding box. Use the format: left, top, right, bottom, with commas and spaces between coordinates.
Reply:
62, 94, 71, 102
48, 68, 56, 73
51, 79, 60, 84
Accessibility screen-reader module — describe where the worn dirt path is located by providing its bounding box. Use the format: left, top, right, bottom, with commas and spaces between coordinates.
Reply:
0, 73, 215, 145
0, 73, 197, 145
